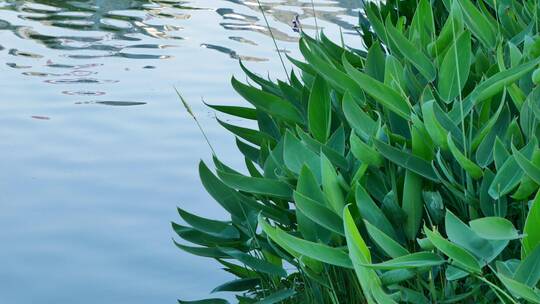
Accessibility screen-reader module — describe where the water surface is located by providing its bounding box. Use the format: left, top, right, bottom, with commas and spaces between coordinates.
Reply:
0, 0, 359, 302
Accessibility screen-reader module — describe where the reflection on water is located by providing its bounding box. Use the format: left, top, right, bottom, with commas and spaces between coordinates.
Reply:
0, 0, 359, 303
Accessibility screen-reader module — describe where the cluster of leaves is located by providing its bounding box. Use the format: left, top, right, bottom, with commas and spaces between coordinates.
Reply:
174, 0, 540, 303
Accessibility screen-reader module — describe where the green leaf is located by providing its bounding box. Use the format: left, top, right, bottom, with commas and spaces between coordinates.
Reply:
514, 244, 540, 287
217, 170, 292, 199
410, 0, 435, 49
344, 205, 398, 303
365, 41, 386, 82
456, 0, 497, 49
308, 76, 332, 143
360, 252, 445, 269
450, 57, 540, 124
211, 278, 260, 293
342, 55, 412, 120
174, 241, 227, 258
177, 207, 239, 239
260, 217, 352, 269
257, 289, 296, 304
447, 133, 483, 179
299, 38, 364, 100
283, 131, 321, 180
350, 132, 383, 167
497, 274, 540, 303
199, 161, 246, 217
438, 31, 471, 102
421, 100, 449, 149
374, 139, 439, 182
402, 170, 423, 240
512, 144, 540, 185
523, 190, 540, 257
232, 77, 303, 124
204, 102, 257, 120
172, 223, 240, 247
469, 217, 519, 240
489, 140, 536, 199
321, 153, 345, 214
342, 91, 378, 141
386, 21, 436, 81
445, 210, 508, 263
217, 118, 276, 147
220, 248, 287, 277
364, 220, 409, 258
178, 298, 229, 304
294, 191, 344, 236
356, 184, 397, 239
424, 226, 482, 274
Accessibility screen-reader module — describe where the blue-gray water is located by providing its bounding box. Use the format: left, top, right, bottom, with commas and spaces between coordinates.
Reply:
0, 1, 359, 302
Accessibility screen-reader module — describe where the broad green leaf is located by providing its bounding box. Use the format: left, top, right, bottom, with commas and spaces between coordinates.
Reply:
231, 77, 303, 124
469, 217, 519, 240
471, 97, 506, 150
308, 76, 331, 143
204, 102, 257, 120
258, 289, 296, 304
342, 91, 378, 141
380, 269, 416, 286
402, 170, 423, 240
438, 31, 471, 102
386, 21, 436, 81
217, 170, 292, 199
456, 0, 497, 49
410, 0, 435, 49
239, 60, 281, 95
343, 55, 411, 119
497, 274, 540, 303
321, 153, 345, 214
445, 210, 508, 263
489, 140, 536, 199
424, 226, 482, 274
365, 41, 385, 82
217, 119, 276, 147
514, 244, 540, 287
422, 100, 449, 149
356, 184, 397, 239
177, 207, 239, 239
428, 2, 464, 58
374, 139, 439, 182
178, 298, 229, 304
512, 144, 540, 185
384, 55, 406, 91
450, 57, 540, 124
283, 131, 321, 180
364, 220, 408, 258
360, 252, 444, 270
447, 133, 483, 179
343, 205, 382, 304
211, 278, 260, 293
350, 132, 383, 167
296, 127, 348, 170
294, 191, 344, 236
299, 38, 364, 101
220, 248, 287, 277
260, 217, 353, 269
199, 161, 246, 217
174, 241, 227, 259
172, 222, 240, 247
523, 190, 540, 257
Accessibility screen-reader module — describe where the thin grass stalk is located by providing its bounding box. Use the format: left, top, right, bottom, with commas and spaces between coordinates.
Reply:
255, 0, 290, 82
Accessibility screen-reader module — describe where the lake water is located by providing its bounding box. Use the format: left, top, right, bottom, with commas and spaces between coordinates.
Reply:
0, 0, 359, 302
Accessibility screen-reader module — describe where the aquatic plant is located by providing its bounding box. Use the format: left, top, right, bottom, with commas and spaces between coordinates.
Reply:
174, 0, 540, 303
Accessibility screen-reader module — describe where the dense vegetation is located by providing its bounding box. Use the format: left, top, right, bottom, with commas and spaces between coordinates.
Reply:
174, 0, 540, 303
